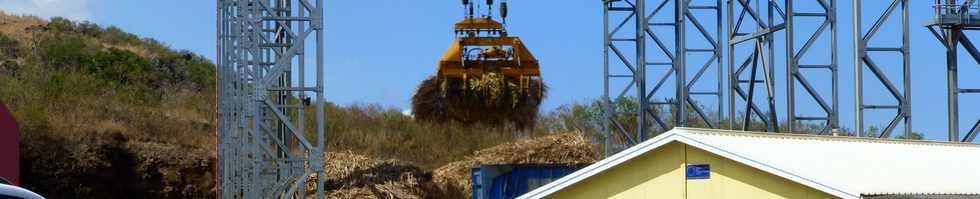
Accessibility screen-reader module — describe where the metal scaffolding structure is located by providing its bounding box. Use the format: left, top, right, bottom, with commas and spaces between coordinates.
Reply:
854, 0, 912, 138
727, 0, 779, 132
217, 0, 326, 198
602, 0, 723, 154
785, 0, 839, 134
727, 0, 839, 133
927, 0, 980, 142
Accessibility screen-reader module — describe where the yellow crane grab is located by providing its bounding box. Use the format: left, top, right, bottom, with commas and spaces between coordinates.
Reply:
412, 0, 545, 129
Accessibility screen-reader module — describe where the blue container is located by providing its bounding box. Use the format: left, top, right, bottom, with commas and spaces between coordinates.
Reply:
471, 164, 587, 199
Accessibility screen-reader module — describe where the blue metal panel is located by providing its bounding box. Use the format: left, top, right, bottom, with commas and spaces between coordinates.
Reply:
472, 164, 586, 199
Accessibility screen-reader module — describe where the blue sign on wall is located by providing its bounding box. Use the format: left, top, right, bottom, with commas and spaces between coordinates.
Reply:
686, 164, 710, 180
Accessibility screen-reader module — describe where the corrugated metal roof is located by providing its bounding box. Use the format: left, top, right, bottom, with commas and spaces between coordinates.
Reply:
519, 128, 980, 199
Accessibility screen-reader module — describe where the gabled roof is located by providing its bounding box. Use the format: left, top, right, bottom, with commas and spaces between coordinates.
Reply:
519, 128, 980, 199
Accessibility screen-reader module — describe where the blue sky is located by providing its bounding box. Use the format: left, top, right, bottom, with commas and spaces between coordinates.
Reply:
1, 0, 978, 141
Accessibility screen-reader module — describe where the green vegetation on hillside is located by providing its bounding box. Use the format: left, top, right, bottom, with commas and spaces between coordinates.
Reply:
1, 15, 217, 198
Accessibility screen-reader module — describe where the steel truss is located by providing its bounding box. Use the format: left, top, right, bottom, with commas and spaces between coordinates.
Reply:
602, 0, 723, 154
218, 0, 326, 198
926, 0, 980, 142
854, 0, 912, 138
727, 0, 839, 133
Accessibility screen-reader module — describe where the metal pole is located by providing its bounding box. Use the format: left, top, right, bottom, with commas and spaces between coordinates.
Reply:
636, 0, 648, 141
315, 0, 326, 197
676, 0, 686, 129
727, 0, 735, 130
902, 0, 912, 139
831, 0, 839, 131
946, 0, 959, 142
676, 0, 687, 128
766, 0, 778, 132
786, 0, 795, 132
716, 0, 724, 129
215, 1, 223, 198
602, 0, 611, 158
853, 0, 861, 137
744, 47, 760, 131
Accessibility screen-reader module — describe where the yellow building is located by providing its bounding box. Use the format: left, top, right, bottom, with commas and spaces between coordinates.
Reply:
519, 128, 980, 199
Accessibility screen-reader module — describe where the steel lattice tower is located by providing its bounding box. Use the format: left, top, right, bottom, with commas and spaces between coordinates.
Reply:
217, 0, 326, 198
854, 0, 912, 138
602, 0, 724, 155
727, 0, 779, 132
727, 0, 840, 133
927, 0, 980, 142
784, 0, 839, 134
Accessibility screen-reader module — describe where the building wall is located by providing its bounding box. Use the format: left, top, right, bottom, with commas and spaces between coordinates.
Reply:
684, 145, 835, 199
0, 102, 19, 186
547, 142, 686, 199
545, 141, 835, 199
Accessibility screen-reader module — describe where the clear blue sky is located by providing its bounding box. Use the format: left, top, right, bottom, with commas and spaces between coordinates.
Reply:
1, 0, 977, 141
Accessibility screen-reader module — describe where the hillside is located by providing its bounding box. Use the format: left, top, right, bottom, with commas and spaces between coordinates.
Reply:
1, 13, 217, 198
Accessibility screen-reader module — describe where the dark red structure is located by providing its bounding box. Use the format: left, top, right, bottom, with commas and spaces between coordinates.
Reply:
0, 101, 19, 186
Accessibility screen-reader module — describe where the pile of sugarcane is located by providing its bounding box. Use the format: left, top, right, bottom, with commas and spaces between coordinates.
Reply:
411, 73, 546, 129
432, 133, 598, 198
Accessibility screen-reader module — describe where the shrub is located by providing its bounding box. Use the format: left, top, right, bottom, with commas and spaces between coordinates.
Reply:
102, 26, 140, 45
35, 34, 96, 70
47, 17, 75, 32
0, 33, 16, 57
89, 48, 156, 86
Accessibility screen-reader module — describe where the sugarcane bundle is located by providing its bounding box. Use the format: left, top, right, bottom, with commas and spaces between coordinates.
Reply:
411, 73, 545, 129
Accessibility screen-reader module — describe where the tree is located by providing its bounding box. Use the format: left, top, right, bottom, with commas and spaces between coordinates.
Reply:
897, 132, 925, 140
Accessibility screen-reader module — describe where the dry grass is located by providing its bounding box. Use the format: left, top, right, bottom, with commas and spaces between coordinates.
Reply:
306, 151, 429, 199
12, 84, 218, 198
305, 133, 598, 199
320, 103, 555, 170
0, 12, 46, 43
